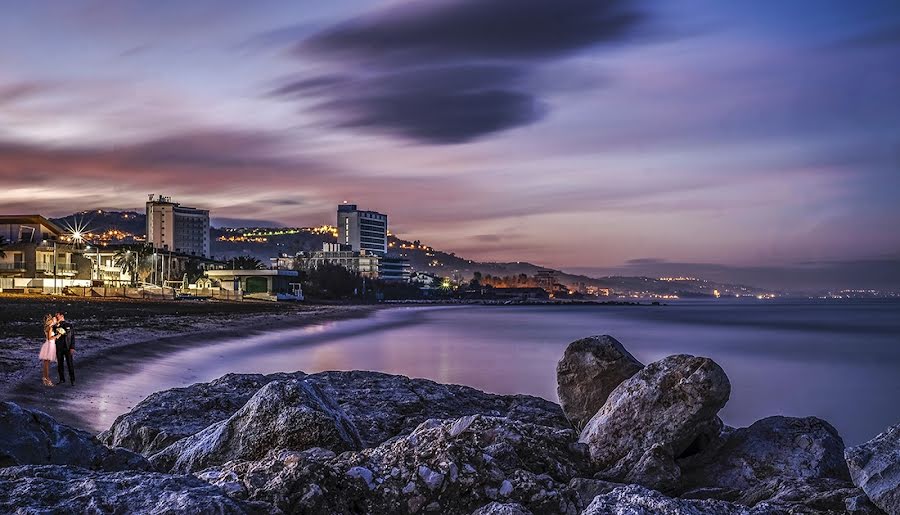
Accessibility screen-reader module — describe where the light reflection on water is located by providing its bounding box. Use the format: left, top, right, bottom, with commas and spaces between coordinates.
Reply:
87, 301, 900, 444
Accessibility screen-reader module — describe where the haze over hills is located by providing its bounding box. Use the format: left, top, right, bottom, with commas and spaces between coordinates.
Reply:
51, 210, 779, 298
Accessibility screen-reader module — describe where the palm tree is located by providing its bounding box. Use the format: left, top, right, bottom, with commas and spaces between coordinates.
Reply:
114, 244, 153, 285
231, 256, 265, 270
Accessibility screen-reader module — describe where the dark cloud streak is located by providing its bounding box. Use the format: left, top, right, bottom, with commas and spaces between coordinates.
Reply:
277, 0, 646, 144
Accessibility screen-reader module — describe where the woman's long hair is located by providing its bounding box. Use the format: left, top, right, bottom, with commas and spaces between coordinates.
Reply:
43, 314, 55, 339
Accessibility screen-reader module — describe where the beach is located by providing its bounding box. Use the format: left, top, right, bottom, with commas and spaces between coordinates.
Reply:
0, 294, 378, 430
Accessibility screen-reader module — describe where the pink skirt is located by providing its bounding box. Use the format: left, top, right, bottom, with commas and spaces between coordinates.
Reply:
39, 339, 57, 362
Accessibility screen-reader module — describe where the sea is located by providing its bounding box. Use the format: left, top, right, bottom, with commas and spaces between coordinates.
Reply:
88, 299, 900, 445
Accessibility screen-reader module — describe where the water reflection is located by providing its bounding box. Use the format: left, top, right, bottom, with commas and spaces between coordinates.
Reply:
86, 302, 900, 444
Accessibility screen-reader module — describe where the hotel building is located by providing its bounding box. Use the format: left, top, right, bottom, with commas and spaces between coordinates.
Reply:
337, 204, 388, 255
146, 195, 210, 258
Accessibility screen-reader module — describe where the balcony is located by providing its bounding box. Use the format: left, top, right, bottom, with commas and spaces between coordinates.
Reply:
0, 261, 27, 271
36, 263, 78, 273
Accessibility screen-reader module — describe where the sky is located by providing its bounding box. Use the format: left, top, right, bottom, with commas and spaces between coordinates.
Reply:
1, 0, 899, 289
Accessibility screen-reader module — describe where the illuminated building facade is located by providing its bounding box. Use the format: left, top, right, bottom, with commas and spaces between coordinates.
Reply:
146, 195, 210, 258
337, 204, 388, 255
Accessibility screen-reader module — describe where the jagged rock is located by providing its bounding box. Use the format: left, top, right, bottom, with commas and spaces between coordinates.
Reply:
471, 502, 533, 514
737, 477, 884, 514
582, 484, 755, 514
556, 335, 643, 430
150, 379, 362, 473
0, 465, 256, 514
199, 415, 588, 514
105, 371, 568, 456
567, 477, 626, 508
845, 422, 900, 515
578, 354, 730, 491
0, 401, 149, 471
679, 416, 851, 493
100, 372, 305, 455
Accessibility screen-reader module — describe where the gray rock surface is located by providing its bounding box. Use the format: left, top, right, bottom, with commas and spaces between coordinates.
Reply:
150, 379, 362, 473
737, 477, 884, 514
104, 370, 568, 455
578, 354, 731, 490
556, 335, 643, 431
0, 401, 149, 471
471, 501, 533, 514
100, 372, 304, 455
582, 484, 754, 514
0, 465, 255, 514
845, 422, 900, 515
567, 477, 626, 508
198, 414, 589, 514
679, 416, 851, 492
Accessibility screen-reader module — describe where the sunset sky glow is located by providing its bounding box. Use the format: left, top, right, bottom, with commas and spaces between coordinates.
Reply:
2, 0, 899, 286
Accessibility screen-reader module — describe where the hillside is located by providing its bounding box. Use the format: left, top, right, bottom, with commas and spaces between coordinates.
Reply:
50, 212, 771, 297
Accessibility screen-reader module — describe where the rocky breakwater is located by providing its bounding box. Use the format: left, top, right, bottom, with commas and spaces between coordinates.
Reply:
0, 335, 897, 514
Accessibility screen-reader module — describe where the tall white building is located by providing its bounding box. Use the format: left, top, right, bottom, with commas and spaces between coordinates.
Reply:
337, 203, 388, 255
146, 195, 210, 258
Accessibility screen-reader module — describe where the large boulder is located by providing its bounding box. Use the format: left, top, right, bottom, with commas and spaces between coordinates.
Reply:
556, 335, 643, 430
104, 370, 568, 456
0, 401, 149, 472
100, 372, 307, 455
0, 465, 254, 514
306, 370, 569, 446
150, 379, 362, 473
679, 416, 851, 493
199, 415, 590, 514
845, 422, 900, 515
578, 354, 731, 491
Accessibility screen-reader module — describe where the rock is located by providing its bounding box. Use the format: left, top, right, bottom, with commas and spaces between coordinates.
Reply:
680, 416, 851, 493
105, 371, 568, 455
150, 379, 362, 473
0, 465, 254, 514
198, 415, 587, 514
578, 354, 731, 490
0, 401, 149, 472
845, 422, 900, 515
471, 501, 533, 514
556, 335, 643, 430
100, 372, 306, 455
567, 477, 626, 508
582, 484, 754, 514
736, 477, 884, 514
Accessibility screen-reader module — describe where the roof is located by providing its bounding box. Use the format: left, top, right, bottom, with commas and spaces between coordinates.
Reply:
0, 215, 67, 235
206, 269, 299, 277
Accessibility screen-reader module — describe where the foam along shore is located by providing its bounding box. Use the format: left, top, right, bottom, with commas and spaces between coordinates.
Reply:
1, 335, 898, 514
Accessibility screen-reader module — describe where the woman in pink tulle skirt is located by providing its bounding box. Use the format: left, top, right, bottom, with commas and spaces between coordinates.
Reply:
38, 313, 57, 387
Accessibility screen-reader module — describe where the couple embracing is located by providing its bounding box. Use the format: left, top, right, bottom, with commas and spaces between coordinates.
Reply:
38, 312, 76, 387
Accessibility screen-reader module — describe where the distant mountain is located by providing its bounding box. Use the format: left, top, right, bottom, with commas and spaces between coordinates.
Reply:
52, 210, 146, 238
52, 211, 772, 297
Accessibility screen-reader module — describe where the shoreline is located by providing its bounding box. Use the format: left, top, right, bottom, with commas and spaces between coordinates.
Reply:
0, 295, 381, 433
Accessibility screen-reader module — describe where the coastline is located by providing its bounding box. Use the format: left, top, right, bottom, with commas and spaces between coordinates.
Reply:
0, 294, 380, 432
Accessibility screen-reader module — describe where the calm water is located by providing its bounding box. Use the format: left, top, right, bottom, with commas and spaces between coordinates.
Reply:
86, 301, 900, 444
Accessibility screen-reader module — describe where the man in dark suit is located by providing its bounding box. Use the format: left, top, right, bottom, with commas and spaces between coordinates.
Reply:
54, 312, 76, 385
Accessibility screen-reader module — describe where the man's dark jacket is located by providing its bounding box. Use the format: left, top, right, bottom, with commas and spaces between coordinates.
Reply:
55, 321, 75, 352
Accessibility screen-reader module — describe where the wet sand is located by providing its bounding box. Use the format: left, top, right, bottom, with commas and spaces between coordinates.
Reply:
0, 295, 378, 432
